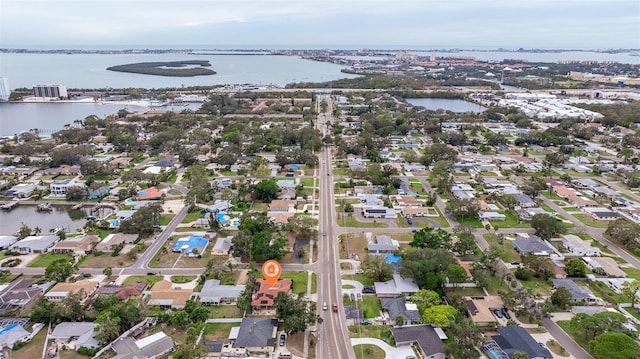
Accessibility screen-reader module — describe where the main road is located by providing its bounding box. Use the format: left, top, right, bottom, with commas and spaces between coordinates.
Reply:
316, 94, 355, 359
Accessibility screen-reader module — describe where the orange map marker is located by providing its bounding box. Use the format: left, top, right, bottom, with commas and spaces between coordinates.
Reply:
262, 260, 282, 287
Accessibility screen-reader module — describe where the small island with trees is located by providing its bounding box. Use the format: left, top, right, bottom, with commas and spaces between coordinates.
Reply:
107, 60, 216, 77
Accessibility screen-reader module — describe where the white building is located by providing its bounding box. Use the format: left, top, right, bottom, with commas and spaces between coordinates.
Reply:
50, 179, 84, 197
33, 84, 68, 99
561, 234, 600, 257
0, 78, 10, 101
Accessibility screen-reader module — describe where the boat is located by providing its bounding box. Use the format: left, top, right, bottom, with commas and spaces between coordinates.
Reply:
36, 202, 53, 211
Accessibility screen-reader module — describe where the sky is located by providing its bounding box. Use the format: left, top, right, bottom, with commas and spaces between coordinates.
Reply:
1, 0, 639, 49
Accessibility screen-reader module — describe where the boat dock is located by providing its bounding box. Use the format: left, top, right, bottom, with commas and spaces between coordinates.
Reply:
0, 200, 19, 210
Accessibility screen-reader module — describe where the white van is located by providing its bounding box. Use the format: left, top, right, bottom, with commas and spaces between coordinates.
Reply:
279, 353, 292, 359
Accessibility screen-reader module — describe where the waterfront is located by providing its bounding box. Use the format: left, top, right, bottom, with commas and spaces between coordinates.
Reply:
406, 98, 486, 113
0, 205, 94, 235
0, 102, 201, 137
0, 53, 358, 89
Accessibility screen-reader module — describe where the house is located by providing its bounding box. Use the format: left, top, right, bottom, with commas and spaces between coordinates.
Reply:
50, 322, 99, 350
45, 281, 98, 302
111, 331, 175, 359
512, 235, 554, 256
235, 318, 278, 356
5, 183, 36, 198
487, 325, 552, 359
199, 279, 245, 305
551, 279, 598, 303
477, 211, 506, 221
403, 163, 426, 172
276, 180, 295, 189
50, 179, 85, 197
88, 186, 110, 199
583, 257, 627, 277
396, 195, 423, 207
211, 236, 233, 256
0, 236, 17, 250
251, 279, 292, 310
516, 208, 551, 221
0, 323, 31, 348
268, 212, 295, 226
51, 235, 99, 255
357, 194, 383, 206
95, 233, 138, 253
561, 235, 600, 257
171, 235, 209, 257
12, 235, 59, 254
367, 235, 400, 254
137, 187, 164, 200
391, 325, 446, 359
582, 207, 619, 221
401, 207, 433, 217
514, 194, 536, 208
148, 280, 194, 309
212, 178, 232, 190
380, 297, 421, 326
374, 274, 419, 298
0, 278, 43, 310
204, 200, 233, 213
363, 206, 397, 219
96, 282, 147, 301
268, 199, 296, 212
466, 296, 503, 326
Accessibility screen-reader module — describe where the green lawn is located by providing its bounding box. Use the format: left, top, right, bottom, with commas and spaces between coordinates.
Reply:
181, 211, 203, 223
342, 274, 374, 286
542, 192, 564, 201
171, 275, 197, 283
491, 212, 531, 229
348, 325, 394, 344
623, 267, 640, 280
344, 295, 382, 319
300, 178, 315, 187
158, 214, 175, 225
432, 207, 450, 228
572, 214, 610, 229
520, 277, 553, 296
124, 275, 163, 287
337, 214, 389, 228
256, 271, 309, 295
311, 272, 317, 294
353, 344, 386, 359
204, 322, 237, 340
410, 182, 426, 194
557, 320, 588, 349
455, 216, 484, 228
27, 253, 74, 268
483, 233, 521, 263
12, 328, 47, 359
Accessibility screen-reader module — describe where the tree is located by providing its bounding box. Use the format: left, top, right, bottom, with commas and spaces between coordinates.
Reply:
45, 258, 75, 282
170, 310, 190, 327
531, 214, 566, 240
95, 311, 121, 346
446, 198, 480, 221
103, 266, 113, 278
589, 332, 640, 359
445, 264, 468, 286
521, 254, 555, 279
421, 305, 457, 328
622, 280, 640, 308
400, 248, 456, 294
550, 287, 573, 310
409, 227, 452, 250
605, 218, 640, 250
274, 292, 317, 335
565, 259, 587, 277
409, 289, 441, 312
570, 312, 628, 342
511, 352, 529, 359
253, 179, 280, 202
118, 203, 162, 236
360, 255, 393, 282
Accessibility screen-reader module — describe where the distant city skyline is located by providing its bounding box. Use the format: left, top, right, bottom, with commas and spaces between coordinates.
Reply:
1, 0, 639, 49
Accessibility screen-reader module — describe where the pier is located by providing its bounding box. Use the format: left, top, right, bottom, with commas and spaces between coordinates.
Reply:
0, 200, 19, 210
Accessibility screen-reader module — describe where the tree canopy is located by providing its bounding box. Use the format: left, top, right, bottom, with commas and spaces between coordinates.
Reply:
589, 332, 640, 359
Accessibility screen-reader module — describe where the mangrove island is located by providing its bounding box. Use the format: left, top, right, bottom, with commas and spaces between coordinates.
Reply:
106, 60, 216, 77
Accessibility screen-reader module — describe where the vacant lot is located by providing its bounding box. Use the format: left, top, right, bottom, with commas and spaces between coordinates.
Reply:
149, 242, 227, 268
12, 327, 46, 359
79, 252, 136, 268
338, 234, 368, 261
204, 322, 237, 341
27, 253, 73, 268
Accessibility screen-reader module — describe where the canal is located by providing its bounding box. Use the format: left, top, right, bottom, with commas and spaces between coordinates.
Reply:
0, 204, 112, 235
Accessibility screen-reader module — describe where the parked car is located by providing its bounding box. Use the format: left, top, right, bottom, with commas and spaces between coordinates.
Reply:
279, 334, 286, 346
350, 293, 355, 301
360, 320, 372, 325
362, 286, 375, 294
502, 308, 511, 319
492, 309, 503, 318
356, 293, 362, 301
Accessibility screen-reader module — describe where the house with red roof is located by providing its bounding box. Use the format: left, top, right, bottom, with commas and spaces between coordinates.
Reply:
251, 279, 292, 311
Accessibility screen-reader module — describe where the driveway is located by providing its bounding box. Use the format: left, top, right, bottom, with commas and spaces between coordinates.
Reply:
351, 337, 415, 358
341, 279, 364, 297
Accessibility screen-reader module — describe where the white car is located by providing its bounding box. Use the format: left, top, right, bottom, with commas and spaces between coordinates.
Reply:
322, 302, 328, 310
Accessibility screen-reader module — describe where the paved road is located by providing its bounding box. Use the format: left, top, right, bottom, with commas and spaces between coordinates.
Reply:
316, 94, 355, 359
132, 204, 189, 270
543, 318, 593, 359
